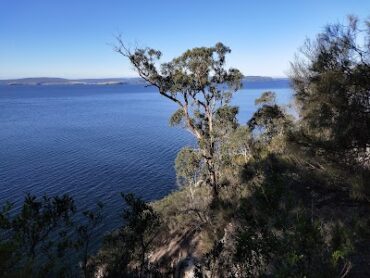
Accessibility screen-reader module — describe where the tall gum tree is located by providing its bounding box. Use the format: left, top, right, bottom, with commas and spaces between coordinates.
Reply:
115, 39, 243, 198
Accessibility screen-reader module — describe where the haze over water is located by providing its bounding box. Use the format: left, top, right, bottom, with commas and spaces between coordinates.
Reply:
0, 82, 292, 232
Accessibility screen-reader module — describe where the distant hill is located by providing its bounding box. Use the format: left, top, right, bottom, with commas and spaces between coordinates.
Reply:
242, 77, 290, 89
0, 76, 290, 88
0, 77, 144, 86
243, 76, 274, 82
0, 77, 70, 85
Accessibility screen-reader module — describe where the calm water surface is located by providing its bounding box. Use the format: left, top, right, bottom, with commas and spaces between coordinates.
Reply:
0, 83, 292, 232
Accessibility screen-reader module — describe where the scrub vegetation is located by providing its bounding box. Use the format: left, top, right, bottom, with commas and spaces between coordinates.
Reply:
1, 16, 369, 277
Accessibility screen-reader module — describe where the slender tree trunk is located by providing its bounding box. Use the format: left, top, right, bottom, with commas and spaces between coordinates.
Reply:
140, 240, 146, 278
206, 107, 218, 199
205, 154, 218, 199
210, 167, 218, 199
183, 101, 219, 199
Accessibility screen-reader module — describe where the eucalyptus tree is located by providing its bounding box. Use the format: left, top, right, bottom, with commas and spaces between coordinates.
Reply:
248, 91, 292, 154
116, 40, 243, 197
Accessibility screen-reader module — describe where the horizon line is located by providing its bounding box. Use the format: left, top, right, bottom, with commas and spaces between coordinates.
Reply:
0, 74, 289, 81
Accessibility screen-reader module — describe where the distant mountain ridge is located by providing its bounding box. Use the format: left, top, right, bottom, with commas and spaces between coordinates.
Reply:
0, 76, 290, 87
0, 77, 144, 86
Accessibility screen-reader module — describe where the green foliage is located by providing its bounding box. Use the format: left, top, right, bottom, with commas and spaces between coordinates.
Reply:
233, 155, 355, 277
75, 203, 104, 278
2, 17, 369, 277
116, 40, 244, 197
169, 108, 185, 127
115, 29, 368, 276
96, 193, 161, 277
217, 126, 254, 184
0, 194, 76, 277
248, 91, 292, 146
290, 16, 370, 166
175, 147, 202, 187
214, 105, 239, 136
152, 185, 212, 232
254, 91, 276, 106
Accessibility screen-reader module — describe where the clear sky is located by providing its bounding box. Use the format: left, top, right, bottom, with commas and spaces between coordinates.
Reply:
1, 0, 369, 79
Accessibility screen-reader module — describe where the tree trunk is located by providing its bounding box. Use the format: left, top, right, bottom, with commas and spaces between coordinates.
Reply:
206, 107, 218, 199
210, 170, 218, 199
205, 157, 218, 199
140, 240, 146, 278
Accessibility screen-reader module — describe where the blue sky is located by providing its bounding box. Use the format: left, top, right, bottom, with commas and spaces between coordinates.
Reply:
1, 0, 369, 79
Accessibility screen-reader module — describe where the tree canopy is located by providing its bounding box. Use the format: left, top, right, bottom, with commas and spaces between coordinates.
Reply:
290, 16, 370, 167
116, 40, 243, 197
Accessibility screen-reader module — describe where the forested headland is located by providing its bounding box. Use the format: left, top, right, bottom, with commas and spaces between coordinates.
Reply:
1, 16, 369, 277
